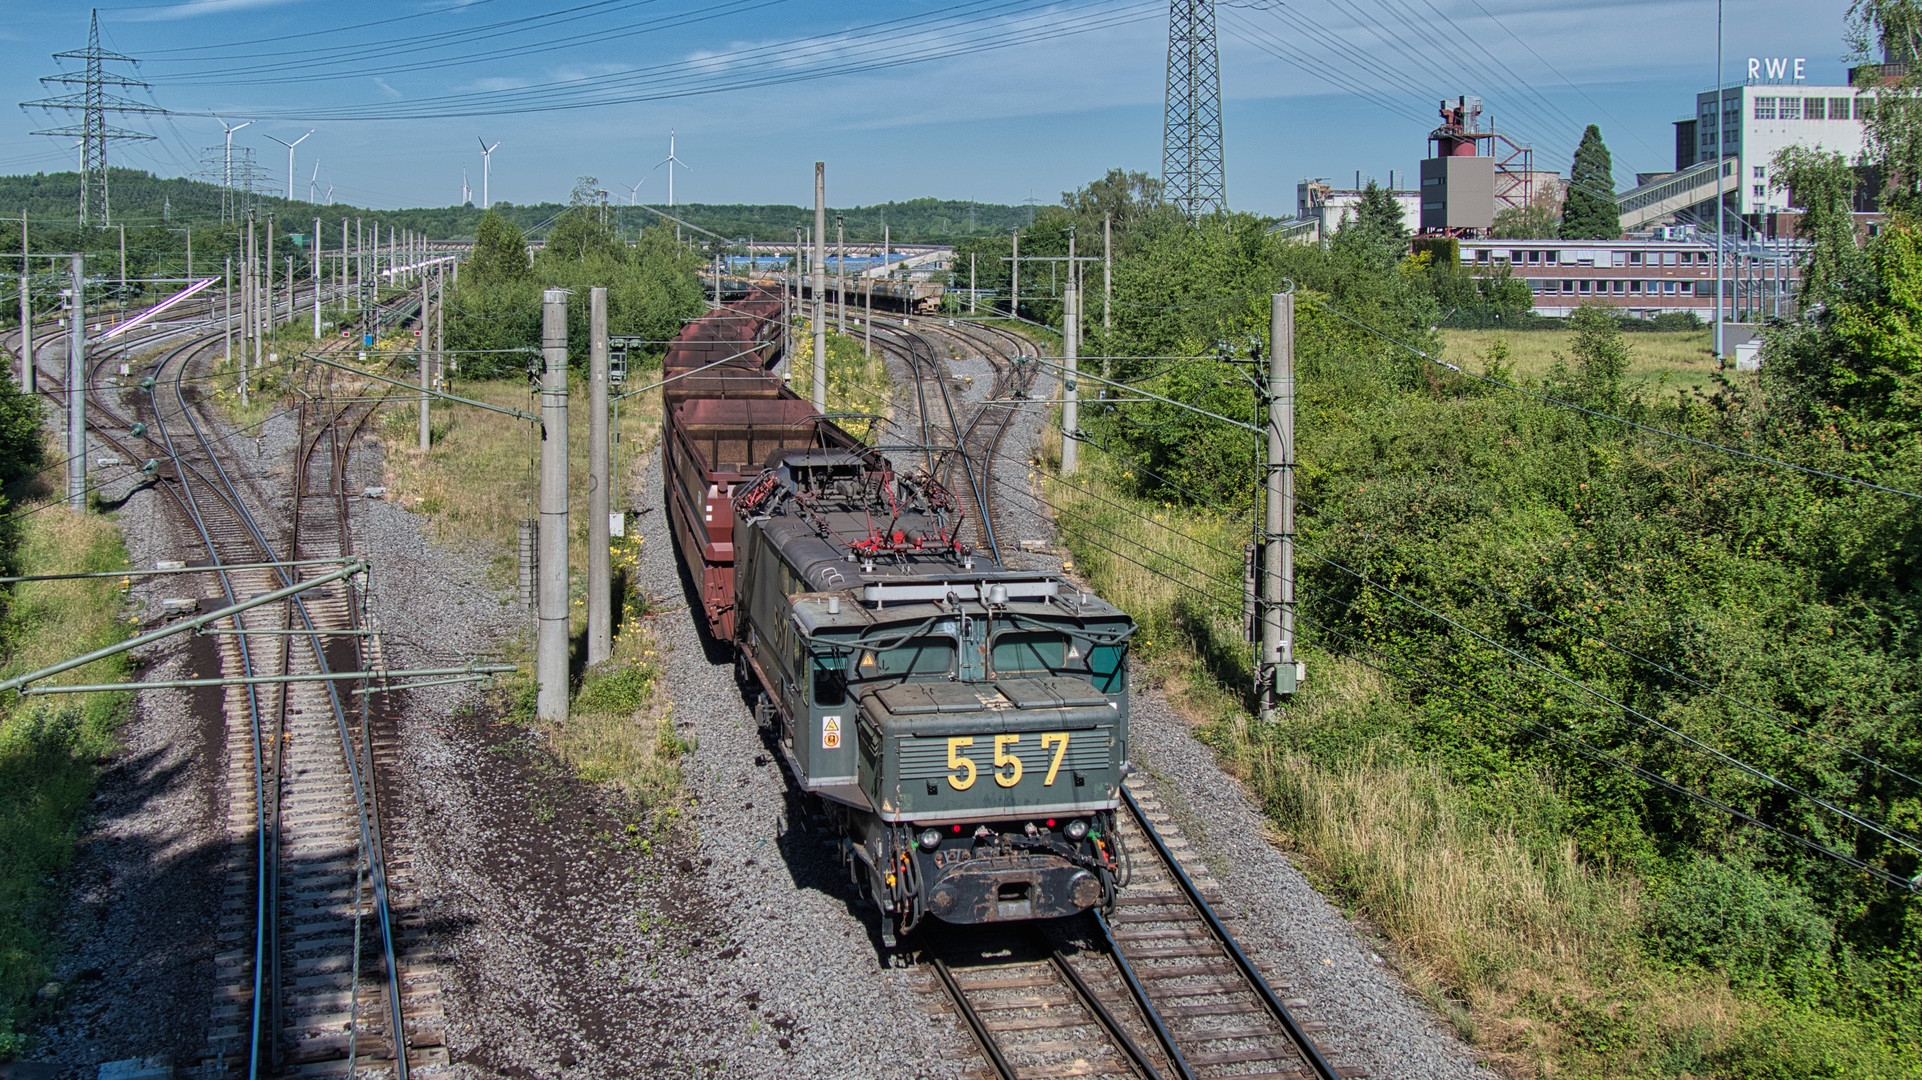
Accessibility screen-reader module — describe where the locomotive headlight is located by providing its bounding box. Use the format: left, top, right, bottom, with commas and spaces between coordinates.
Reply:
1064, 819, 1089, 841
918, 828, 943, 851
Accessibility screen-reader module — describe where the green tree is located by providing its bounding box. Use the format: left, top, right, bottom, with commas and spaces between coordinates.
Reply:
467, 208, 531, 285
0, 368, 43, 488
1353, 180, 1409, 243
542, 177, 625, 265
1851, 1, 1922, 214
1560, 125, 1620, 240
1059, 168, 1167, 237
1563, 302, 1630, 408
1490, 186, 1561, 239
1332, 182, 1410, 272
1772, 146, 1868, 306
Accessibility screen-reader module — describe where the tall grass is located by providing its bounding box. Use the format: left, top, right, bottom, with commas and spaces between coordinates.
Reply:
0, 503, 131, 1058
1040, 439, 1916, 1079
370, 372, 685, 805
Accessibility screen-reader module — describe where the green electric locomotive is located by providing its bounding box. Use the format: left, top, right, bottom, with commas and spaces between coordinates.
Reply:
732, 447, 1136, 945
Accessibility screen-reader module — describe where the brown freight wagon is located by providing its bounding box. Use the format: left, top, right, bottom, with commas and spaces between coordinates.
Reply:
660, 293, 857, 641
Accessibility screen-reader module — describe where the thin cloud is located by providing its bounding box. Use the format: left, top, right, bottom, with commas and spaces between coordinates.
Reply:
117, 0, 312, 22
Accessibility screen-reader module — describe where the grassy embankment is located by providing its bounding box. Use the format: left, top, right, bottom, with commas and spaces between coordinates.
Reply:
370, 354, 684, 806
1031, 331, 1914, 1080
1442, 328, 1719, 397
0, 478, 132, 1056
371, 323, 893, 809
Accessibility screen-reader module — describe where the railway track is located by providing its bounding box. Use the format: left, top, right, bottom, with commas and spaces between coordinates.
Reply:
926, 781, 1361, 1080
863, 316, 1044, 563
844, 318, 1362, 1079
15, 284, 445, 1076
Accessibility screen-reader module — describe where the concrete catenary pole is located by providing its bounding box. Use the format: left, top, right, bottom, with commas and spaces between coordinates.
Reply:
1061, 282, 1077, 476
223, 257, 233, 368
835, 214, 846, 333
1260, 291, 1297, 723
1010, 228, 1019, 319
19, 212, 32, 393
312, 217, 322, 339
67, 255, 86, 513
1103, 212, 1113, 331
537, 288, 571, 722
264, 213, 275, 335
417, 271, 431, 451
239, 222, 251, 407
588, 287, 612, 666
812, 162, 828, 412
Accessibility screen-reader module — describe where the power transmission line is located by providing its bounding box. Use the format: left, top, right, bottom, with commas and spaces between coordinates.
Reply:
1163, 0, 1228, 217
21, 10, 163, 226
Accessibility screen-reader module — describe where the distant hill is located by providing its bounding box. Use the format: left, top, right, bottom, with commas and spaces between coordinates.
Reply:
0, 169, 1036, 245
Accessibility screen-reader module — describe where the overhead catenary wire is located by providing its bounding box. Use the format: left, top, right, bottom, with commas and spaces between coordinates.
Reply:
159, 0, 1162, 121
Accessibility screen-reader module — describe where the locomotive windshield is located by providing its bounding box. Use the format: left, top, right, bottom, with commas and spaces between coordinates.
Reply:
851, 638, 956, 680
991, 629, 1126, 692
991, 630, 1083, 676
812, 655, 846, 706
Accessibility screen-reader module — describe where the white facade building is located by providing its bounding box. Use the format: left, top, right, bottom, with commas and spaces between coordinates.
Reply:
1295, 179, 1421, 239
1678, 80, 1867, 216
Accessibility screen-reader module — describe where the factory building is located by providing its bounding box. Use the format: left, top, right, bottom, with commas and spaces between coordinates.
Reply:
1294, 176, 1420, 240
1672, 61, 1867, 218
1459, 235, 1799, 320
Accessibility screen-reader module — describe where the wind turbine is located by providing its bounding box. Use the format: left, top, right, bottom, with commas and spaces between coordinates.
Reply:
477, 137, 501, 208
214, 116, 253, 194
264, 129, 313, 202
623, 177, 645, 205
653, 129, 690, 207
308, 160, 320, 204
462, 166, 472, 206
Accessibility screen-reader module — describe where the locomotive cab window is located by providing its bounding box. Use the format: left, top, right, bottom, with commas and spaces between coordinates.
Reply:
853, 638, 956, 680
991, 631, 1084, 676
812, 654, 847, 706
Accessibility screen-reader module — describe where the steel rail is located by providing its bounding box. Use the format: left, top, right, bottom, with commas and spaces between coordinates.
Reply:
1120, 785, 1343, 1080
1043, 935, 1168, 1080
142, 334, 280, 1078
195, 309, 414, 1079
109, 290, 411, 1075
929, 956, 1017, 1080
869, 322, 1002, 565
1092, 908, 1200, 1080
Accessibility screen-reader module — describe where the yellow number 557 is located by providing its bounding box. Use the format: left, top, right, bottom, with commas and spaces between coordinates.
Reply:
946, 737, 977, 790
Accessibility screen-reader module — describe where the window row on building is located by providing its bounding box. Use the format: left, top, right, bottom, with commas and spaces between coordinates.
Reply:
1525, 278, 1705, 296
1754, 95, 1863, 120
1475, 247, 1715, 267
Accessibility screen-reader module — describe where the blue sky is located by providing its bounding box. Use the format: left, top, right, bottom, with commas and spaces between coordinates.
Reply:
0, 0, 1861, 216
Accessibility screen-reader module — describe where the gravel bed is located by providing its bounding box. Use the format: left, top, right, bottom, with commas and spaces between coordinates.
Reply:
22, 319, 1493, 1080
950, 322, 1495, 1079
634, 452, 972, 1080
21, 373, 236, 1078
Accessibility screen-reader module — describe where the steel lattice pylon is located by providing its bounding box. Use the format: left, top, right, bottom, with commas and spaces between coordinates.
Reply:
22, 10, 160, 226
1162, 0, 1226, 218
